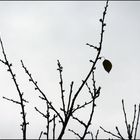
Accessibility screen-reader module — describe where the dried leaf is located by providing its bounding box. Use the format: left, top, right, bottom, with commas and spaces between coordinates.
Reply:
102, 59, 112, 73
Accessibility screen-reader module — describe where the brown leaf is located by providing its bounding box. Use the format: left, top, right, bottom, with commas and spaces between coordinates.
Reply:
102, 59, 112, 73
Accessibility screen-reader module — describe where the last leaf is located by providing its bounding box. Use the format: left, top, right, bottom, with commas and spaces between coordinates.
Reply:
102, 59, 112, 73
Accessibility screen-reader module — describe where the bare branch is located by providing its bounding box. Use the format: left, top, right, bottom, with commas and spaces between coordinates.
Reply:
0, 58, 6, 64
57, 60, 66, 116
122, 100, 128, 127
95, 129, 99, 140
68, 129, 81, 139
134, 104, 140, 139
100, 126, 121, 139
72, 100, 93, 113
72, 115, 86, 128
86, 43, 99, 51
89, 131, 94, 140
67, 81, 74, 114
91, 71, 96, 94
85, 82, 93, 95
49, 114, 58, 123
89, 130, 99, 140
122, 99, 131, 138
3, 96, 21, 105
39, 131, 43, 140
35, 107, 47, 118
115, 126, 125, 140
22, 98, 29, 103
46, 102, 50, 140
53, 115, 56, 140
131, 104, 137, 136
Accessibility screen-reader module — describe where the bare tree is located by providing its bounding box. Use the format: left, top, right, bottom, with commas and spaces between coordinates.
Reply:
1, 0, 140, 139
20, 0, 110, 139
1, 0, 128, 139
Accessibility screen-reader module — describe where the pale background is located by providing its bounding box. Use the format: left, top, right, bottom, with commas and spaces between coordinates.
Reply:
0, 1, 140, 139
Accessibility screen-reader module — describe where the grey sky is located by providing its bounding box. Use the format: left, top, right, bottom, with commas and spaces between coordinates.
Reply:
0, 1, 140, 139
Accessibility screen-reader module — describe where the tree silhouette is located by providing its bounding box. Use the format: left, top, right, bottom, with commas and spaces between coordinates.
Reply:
20, 0, 109, 138
0, 0, 140, 139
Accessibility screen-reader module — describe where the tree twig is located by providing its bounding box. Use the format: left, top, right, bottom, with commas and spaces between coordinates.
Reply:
134, 104, 140, 139
35, 107, 47, 118
95, 129, 99, 140
68, 129, 81, 139
89, 131, 94, 140
53, 114, 56, 140
100, 126, 121, 139
122, 99, 132, 139
57, 60, 66, 117
39, 131, 43, 140
131, 104, 136, 137
72, 115, 86, 128
115, 126, 125, 140
3, 96, 21, 105
67, 81, 74, 114
46, 102, 50, 139
72, 100, 93, 113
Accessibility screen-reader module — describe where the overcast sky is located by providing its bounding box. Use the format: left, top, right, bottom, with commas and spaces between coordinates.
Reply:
0, 1, 140, 139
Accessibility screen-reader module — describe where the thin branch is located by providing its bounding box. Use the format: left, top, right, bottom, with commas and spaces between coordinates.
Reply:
68, 129, 81, 139
91, 71, 96, 94
72, 99, 93, 113
35, 107, 47, 118
100, 126, 121, 139
39, 131, 43, 140
49, 114, 58, 123
95, 129, 99, 140
46, 102, 50, 140
89, 130, 99, 140
57, 60, 66, 116
131, 104, 137, 136
85, 82, 93, 95
89, 131, 94, 140
0, 58, 6, 64
122, 100, 128, 129
86, 43, 99, 51
122, 99, 131, 138
67, 81, 74, 114
39, 96, 46, 101
72, 115, 86, 128
134, 104, 140, 139
115, 126, 125, 140
53, 115, 56, 140
91, 71, 101, 99
3, 96, 21, 105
